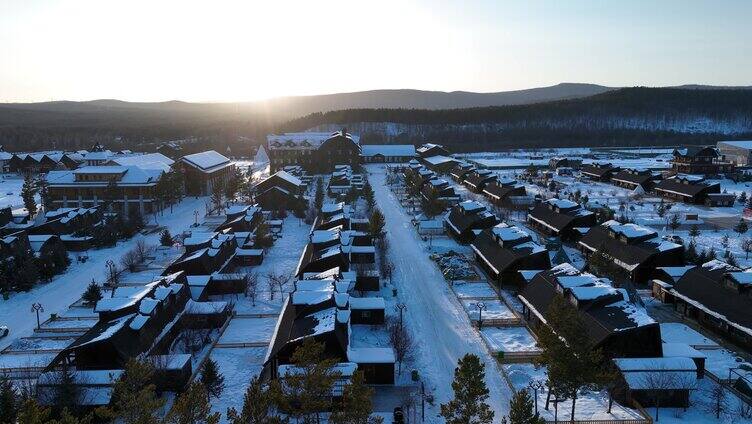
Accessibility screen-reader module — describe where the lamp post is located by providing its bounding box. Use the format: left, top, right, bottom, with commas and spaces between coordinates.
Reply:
31, 303, 44, 330
105, 259, 116, 286
474, 301, 487, 329
528, 379, 545, 415
193, 210, 199, 227
396, 303, 407, 330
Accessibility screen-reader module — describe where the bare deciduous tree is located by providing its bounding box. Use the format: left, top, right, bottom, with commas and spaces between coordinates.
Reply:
245, 272, 259, 306
388, 318, 414, 376
134, 238, 153, 263
120, 249, 139, 272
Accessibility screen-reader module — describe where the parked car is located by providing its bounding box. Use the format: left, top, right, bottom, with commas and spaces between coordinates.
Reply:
0, 326, 8, 338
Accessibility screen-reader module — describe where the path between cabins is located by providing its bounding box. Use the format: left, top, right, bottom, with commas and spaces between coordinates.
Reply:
368, 165, 512, 422
0, 197, 209, 351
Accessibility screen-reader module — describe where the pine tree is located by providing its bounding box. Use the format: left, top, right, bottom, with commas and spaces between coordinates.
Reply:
734, 219, 749, 236
226, 376, 282, 424
688, 224, 700, 241
254, 218, 273, 249
38, 177, 54, 212
82, 280, 103, 304
685, 240, 698, 264
508, 390, 545, 424
16, 399, 52, 424
0, 377, 19, 424
272, 339, 340, 424
535, 295, 611, 422
100, 359, 165, 424
201, 358, 225, 401
669, 214, 680, 233
160, 229, 173, 247
21, 174, 38, 218
439, 354, 494, 424
369, 209, 385, 239
707, 247, 717, 261
165, 381, 220, 424
330, 371, 375, 424
53, 364, 81, 415
314, 178, 324, 211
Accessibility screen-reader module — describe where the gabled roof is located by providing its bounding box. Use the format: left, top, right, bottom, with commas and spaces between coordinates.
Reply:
519, 264, 657, 346
181, 150, 232, 172
579, 222, 682, 272
671, 261, 752, 337
361, 144, 415, 157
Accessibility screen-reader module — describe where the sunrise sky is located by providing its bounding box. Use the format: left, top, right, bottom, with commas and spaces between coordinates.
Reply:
1, 0, 751, 103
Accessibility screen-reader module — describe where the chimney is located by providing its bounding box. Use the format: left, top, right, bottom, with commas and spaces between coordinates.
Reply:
341, 127, 347, 136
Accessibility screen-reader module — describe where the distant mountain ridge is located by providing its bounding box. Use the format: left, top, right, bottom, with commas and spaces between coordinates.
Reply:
1, 84, 752, 152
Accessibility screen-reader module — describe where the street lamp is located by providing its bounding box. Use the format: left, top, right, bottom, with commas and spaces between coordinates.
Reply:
528, 379, 545, 415
193, 210, 199, 227
105, 259, 116, 286
31, 303, 44, 330
396, 303, 407, 330
474, 301, 487, 329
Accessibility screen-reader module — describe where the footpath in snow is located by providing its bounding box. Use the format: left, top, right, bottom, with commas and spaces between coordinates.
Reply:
367, 165, 512, 421
0, 197, 208, 351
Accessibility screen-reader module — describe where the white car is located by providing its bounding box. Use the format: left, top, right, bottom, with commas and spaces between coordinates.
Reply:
0, 326, 8, 338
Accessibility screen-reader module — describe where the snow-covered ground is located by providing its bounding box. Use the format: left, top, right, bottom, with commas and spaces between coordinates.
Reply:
367, 164, 512, 421
461, 299, 516, 322
480, 326, 540, 354
0, 175, 26, 209
0, 196, 209, 352
504, 363, 644, 422
451, 281, 498, 300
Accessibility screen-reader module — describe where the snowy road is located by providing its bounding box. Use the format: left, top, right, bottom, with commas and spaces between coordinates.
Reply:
0, 197, 209, 351
368, 166, 511, 422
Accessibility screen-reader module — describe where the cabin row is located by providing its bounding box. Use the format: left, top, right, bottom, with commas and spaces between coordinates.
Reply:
519, 264, 704, 408
575, 161, 735, 207
263, 201, 396, 391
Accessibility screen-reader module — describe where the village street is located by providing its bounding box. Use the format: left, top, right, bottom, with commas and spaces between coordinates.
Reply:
367, 165, 511, 422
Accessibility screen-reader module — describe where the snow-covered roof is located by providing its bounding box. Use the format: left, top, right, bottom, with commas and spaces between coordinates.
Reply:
491, 223, 530, 243
292, 290, 333, 306
109, 153, 174, 170
347, 347, 396, 364
180, 150, 232, 172
267, 132, 360, 149
47, 165, 164, 187
423, 155, 456, 165
361, 144, 416, 157
544, 198, 579, 209
273, 170, 303, 187
349, 297, 386, 309
602, 220, 656, 239
661, 343, 705, 358
459, 200, 485, 213
614, 357, 697, 372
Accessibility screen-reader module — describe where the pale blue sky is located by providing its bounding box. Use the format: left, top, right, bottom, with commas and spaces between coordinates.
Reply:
1, 0, 750, 102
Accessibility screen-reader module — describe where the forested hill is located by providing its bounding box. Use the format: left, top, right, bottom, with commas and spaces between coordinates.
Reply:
286, 87, 752, 151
